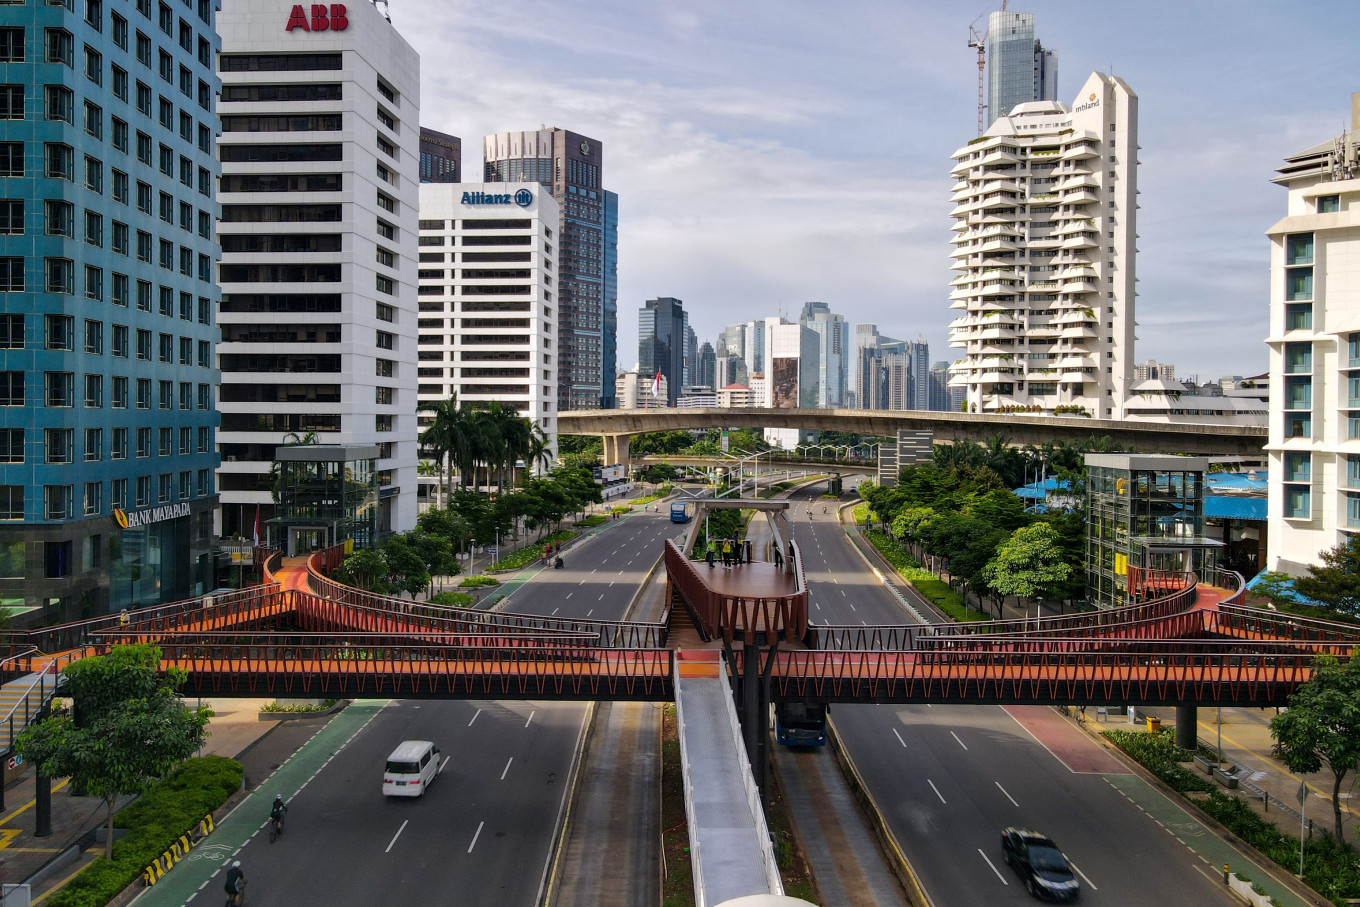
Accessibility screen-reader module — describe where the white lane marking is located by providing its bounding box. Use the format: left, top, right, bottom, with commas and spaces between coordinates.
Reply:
599, 593, 605, 600
832, 578, 839, 583
438, 755, 451, 774
468, 709, 482, 727
578, 580, 586, 585
860, 619, 867, 625
525, 710, 536, 728
500, 757, 513, 780
587, 609, 594, 617
849, 604, 857, 612
551, 607, 559, 615
951, 731, 968, 750
467, 820, 485, 853
1068, 859, 1098, 890
591, 568, 598, 574
840, 589, 847, 597
385, 819, 409, 853
927, 779, 947, 803
977, 849, 1008, 884
995, 782, 1018, 807
814, 602, 821, 610
566, 592, 573, 599
609, 581, 614, 587
892, 728, 907, 748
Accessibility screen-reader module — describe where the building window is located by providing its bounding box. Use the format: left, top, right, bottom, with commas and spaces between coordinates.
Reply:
112, 376, 127, 408
0, 85, 21, 120
44, 485, 71, 521
1284, 451, 1310, 483
84, 482, 101, 516
1285, 303, 1312, 332
84, 427, 101, 461
0, 142, 21, 176
0, 428, 21, 463
0, 314, 21, 348
45, 143, 73, 180
83, 319, 102, 354
44, 314, 73, 351
0, 372, 23, 406
45, 428, 72, 464
45, 371, 73, 407
1318, 195, 1339, 214
1285, 412, 1311, 439
0, 486, 21, 520
112, 427, 126, 458
375, 414, 393, 432
83, 373, 101, 407
0, 199, 22, 234
0, 258, 21, 292
1283, 485, 1310, 520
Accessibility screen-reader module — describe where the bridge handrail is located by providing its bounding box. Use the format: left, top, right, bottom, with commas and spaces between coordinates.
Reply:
664, 540, 809, 643
0, 650, 79, 756
923, 570, 1199, 639
1207, 567, 1247, 605
306, 545, 666, 648
1213, 602, 1360, 644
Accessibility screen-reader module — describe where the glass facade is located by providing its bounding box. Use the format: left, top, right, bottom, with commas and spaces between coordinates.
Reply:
0, 0, 221, 621
271, 446, 378, 555
1085, 455, 1219, 608
985, 10, 1057, 127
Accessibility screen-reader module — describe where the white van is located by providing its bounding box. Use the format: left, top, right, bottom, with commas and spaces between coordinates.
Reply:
382, 740, 441, 798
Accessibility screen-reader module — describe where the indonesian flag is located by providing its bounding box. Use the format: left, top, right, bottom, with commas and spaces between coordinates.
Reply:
651, 370, 661, 398
253, 506, 262, 547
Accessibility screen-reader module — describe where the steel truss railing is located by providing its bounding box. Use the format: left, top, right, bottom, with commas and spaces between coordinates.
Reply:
759, 641, 1350, 706
132, 638, 675, 701
663, 539, 809, 643
306, 553, 666, 648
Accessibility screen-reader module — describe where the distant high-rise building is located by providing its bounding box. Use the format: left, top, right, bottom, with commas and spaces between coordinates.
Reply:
484, 129, 613, 410
907, 339, 930, 410
697, 342, 717, 389
1133, 360, 1175, 382
683, 325, 697, 388
1266, 92, 1360, 577
762, 318, 818, 448
216, 0, 420, 551
801, 305, 849, 407
714, 355, 748, 389
949, 72, 1137, 418
419, 128, 461, 183
928, 361, 954, 412
638, 298, 688, 407
986, 9, 1058, 128
883, 354, 913, 411
742, 320, 766, 376
602, 190, 618, 408
720, 324, 745, 360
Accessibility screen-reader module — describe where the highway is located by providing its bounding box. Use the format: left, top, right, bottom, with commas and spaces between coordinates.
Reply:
223, 509, 677, 907
785, 481, 1238, 907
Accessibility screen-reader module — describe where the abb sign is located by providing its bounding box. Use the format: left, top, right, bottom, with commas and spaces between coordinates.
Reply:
285, 4, 348, 31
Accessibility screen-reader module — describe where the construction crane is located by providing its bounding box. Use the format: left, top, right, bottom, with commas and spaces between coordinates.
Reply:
967, 1, 1007, 137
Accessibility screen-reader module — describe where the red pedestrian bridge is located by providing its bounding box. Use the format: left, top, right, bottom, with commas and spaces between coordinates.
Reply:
0, 544, 1354, 709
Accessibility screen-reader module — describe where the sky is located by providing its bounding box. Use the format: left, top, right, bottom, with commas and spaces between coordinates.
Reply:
396, 0, 1356, 384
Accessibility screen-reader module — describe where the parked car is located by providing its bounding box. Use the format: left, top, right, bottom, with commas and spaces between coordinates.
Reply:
1001, 827, 1080, 901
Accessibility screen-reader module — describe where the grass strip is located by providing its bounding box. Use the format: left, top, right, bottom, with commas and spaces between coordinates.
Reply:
861, 530, 988, 622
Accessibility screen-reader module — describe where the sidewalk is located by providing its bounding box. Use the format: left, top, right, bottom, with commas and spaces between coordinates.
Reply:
0, 697, 300, 904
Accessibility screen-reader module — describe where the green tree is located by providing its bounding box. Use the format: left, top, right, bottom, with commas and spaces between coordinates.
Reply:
558, 435, 602, 458
1296, 536, 1360, 617
334, 547, 388, 592
1270, 653, 1360, 844
16, 645, 210, 858
981, 523, 1074, 616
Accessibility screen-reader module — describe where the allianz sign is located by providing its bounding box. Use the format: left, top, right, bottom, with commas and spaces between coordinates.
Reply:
462, 189, 533, 208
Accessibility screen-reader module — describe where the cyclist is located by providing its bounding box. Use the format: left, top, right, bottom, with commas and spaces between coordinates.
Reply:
269, 794, 287, 838
224, 861, 246, 905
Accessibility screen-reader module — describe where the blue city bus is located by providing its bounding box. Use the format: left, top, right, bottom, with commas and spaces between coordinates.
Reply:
775, 701, 827, 747
670, 502, 692, 523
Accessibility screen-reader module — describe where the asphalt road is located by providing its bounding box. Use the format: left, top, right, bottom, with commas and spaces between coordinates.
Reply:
785, 482, 1238, 907
229, 508, 677, 907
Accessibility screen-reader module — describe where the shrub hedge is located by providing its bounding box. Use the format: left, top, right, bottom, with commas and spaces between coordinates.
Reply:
48, 756, 243, 907
458, 575, 500, 588
862, 530, 988, 622
1104, 728, 1360, 904
428, 591, 475, 608
488, 529, 577, 571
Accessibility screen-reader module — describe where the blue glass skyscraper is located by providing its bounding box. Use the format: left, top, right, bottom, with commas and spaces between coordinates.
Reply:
0, 0, 221, 620
986, 10, 1057, 127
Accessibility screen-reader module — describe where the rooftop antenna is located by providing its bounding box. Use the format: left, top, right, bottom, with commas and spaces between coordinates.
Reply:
966, 1, 1007, 137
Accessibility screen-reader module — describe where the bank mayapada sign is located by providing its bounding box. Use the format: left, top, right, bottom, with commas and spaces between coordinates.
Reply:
114, 502, 190, 530
463, 189, 533, 208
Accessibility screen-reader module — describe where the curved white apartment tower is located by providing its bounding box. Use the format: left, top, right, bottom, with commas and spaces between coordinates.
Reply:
948, 72, 1137, 419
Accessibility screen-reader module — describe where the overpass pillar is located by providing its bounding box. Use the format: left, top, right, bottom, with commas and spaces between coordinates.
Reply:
1175, 705, 1197, 751
602, 434, 632, 473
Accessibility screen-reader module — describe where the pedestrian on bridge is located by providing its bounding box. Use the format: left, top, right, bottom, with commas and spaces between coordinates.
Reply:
721, 539, 732, 567
706, 546, 715, 568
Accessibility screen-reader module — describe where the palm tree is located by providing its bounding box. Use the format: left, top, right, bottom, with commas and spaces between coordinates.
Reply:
418, 397, 457, 504
525, 422, 553, 483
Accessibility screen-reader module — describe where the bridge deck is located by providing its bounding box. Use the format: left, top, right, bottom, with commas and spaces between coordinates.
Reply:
699, 562, 797, 598
675, 650, 780, 903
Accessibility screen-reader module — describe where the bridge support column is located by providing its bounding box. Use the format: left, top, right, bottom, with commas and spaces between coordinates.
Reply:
728, 639, 779, 808
1175, 705, 1197, 752
602, 434, 633, 474
35, 773, 51, 837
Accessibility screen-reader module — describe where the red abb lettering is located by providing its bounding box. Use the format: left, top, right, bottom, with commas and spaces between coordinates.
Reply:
284, 4, 309, 30
285, 2, 347, 32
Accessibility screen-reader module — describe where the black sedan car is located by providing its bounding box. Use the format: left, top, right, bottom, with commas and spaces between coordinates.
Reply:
1001, 827, 1080, 901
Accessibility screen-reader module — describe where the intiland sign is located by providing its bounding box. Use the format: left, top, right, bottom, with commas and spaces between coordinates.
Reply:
462, 189, 533, 208
113, 502, 191, 530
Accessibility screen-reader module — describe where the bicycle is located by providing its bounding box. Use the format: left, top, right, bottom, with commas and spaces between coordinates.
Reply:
268, 814, 283, 843
224, 879, 246, 906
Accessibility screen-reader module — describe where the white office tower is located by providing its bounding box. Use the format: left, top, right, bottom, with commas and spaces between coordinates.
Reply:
762, 317, 818, 449
1265, 92, 1360, 576
215, 0, 420, 538
948, 72, 1138, 419
414, 183, 559, 448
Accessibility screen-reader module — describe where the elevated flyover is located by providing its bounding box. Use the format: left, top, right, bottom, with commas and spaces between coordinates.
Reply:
560, 407, 1268, 469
